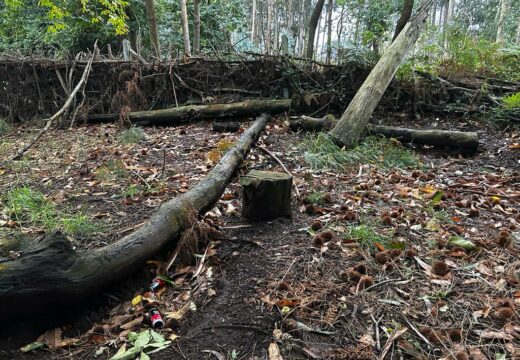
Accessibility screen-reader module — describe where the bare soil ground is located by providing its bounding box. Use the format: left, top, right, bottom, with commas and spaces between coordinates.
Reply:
0, 114, 519, 360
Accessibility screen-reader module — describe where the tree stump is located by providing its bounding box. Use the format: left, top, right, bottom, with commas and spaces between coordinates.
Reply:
240, 170, 292, 221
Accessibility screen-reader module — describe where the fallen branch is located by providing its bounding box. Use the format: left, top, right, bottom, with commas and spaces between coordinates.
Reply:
8, 52, 94, 161
289, 115, 479, 150
88, 99, 291, 126
0, 114, 271, 321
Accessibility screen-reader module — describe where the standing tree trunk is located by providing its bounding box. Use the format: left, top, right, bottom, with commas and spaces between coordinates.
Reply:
251, 0, 257, 44
266, 0, 274, 54
193, 0, 201, 54
392, 0, 414, 41
326, 0, 333, 64
180, 0, 191, 56
496, 0, 511, 44
315, 13, 322, 59
305, 0, 325, 59
516, 15, 520, 44
329, 0, 434, 147
144, 0, 161, 59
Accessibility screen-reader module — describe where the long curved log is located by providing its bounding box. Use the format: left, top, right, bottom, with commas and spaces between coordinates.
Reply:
0, 114, 270, 321
88, 99, 290, 125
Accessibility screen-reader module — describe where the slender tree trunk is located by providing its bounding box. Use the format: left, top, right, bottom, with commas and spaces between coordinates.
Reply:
298, 0, 306, 55
496, 0, 511, 44
516, 15, 520, 44
306, 0, 325, 59
315, 13, 322, 59
180, 0, 191, 56
193, 0, 201, 54
326, 0, 333, 64
431, 0, 437, 25
144, 0, 161, 59
251, 0, 257, 44
274, 6, 279, 53
329, 0, 434, 147
393, 0, 414, 41
266, 0, 274, 54
337, 4, 346, 64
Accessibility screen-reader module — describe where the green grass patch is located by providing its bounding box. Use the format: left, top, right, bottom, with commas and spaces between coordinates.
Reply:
121, 184, 141, 198
118, 126, 146, 144
96, 159, 129, 181
0, 118, 11, 135
345, 224, 390, 251
301, 134, 420, 171
4, 186, 97, 236
305, 191, 327, 205
502, 92, 520, 110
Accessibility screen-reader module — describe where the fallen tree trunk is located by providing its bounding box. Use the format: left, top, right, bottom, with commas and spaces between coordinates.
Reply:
0, 114, 270, 321
329, 0, 433, 147
289, 115, 479, 150
368, 125, 479, 150
88, 99, 290, 125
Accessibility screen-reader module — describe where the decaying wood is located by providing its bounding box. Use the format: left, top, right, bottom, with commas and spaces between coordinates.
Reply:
289, 114, 337, 131
289, 115, 479, 150
88, 99, 291, 125
241, 170, 292, 221
257, 146, 300, 198
329, 0, 433, 147
368, 125, 479, 150
0, 114, 271, 321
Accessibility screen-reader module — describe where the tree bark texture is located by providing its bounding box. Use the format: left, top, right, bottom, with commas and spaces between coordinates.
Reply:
88, 99, 291, 125
144, 0, 161, 59
0, 114, 271, 321
496, 0, 511, 44
193, 0, 201, 54
306, 0, 325, 59
329, 0, 434, 148
393, 0, 414, 41
326, 0, 333, 64
180, 0, 191, 56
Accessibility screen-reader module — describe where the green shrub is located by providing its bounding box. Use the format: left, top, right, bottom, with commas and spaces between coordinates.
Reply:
502, 92, 520, 109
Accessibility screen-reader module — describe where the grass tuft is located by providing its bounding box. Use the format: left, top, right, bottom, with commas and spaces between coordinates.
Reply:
301, 134, 420, 171
346, 224, 390, 251
502, 92, 520, 110
119, 126, 146, 144
4, 186, 97, 236
0, 118, 11, 135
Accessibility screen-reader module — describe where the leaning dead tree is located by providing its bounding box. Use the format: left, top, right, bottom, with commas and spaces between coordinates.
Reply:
89, 99, 291, 125
0, 114, 271, 320
329, 0, 434, 147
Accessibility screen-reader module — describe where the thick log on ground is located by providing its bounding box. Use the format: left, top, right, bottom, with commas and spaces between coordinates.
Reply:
368, 125, 479, 150
240, 170, 292, 221
0, 114, 270, 321
329, 0, 433, 147
288, 115, 336, 132
289, 115, 478, 150
88, 99, 290, 125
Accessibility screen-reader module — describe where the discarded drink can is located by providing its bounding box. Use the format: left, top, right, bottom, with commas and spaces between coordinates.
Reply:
149, 308, 164, 329
150, 277, 166, 292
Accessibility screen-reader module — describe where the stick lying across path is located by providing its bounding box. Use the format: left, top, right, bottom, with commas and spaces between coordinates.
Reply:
88, 99, 291, 126
0, 114, 271, 321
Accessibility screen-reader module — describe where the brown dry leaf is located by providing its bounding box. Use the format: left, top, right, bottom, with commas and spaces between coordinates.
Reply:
276, 299, 299, 307
474, 329, 514, 341
268, 342, 283, 360
120, 316, 143, 330
468, 347, 488, 360
37, 328, 62, 349
359, 333, 376, 347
